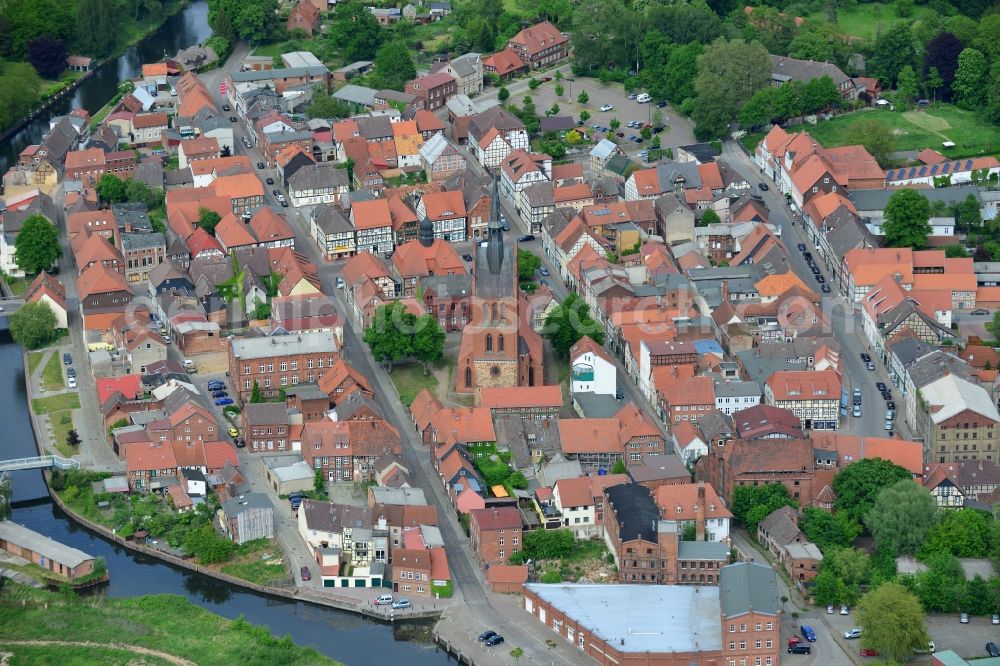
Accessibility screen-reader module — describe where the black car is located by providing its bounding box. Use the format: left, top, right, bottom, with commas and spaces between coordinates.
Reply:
235, 438, 246, 448
519, 234, 535, 242
272, 189, 281, 197
63, 353, 73, 365
656, 101, 668, 108
797, 243, 807, 252
876, 382, 887, 391
882, 390, 892, 400
484, 635, 505, 647
229, 116, 238, 122
788, 645, 811, 654
815, 275, 825, 283
987, 643, 1000, 657
257, 162, 265, 169
811, 265, 821, 275
280, 200, 288, 207
886, 401, 895, 411
462, 253, 473, 262
861, 353, 871, 363
222, 104, 231, 112
478, 630, 497, 642
758, 182, 769, 191
822, 284, 831, 293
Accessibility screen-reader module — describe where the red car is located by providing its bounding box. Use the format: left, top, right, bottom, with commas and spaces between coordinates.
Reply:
787, 637, 801, 648
860, 648, 879, 657
300, 566, 312, 581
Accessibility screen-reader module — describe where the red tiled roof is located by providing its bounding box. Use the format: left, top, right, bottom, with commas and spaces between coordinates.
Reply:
204, 441, 239, 471
471, 506, 521, 531
479, 385, 563, 410
125, 442, 177, 472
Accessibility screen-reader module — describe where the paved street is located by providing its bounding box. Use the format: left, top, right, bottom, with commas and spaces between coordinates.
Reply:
721, 144, 909, 441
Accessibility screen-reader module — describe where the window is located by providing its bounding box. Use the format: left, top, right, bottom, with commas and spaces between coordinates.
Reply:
498, 335, 505, 352
491, 366, 500, 377
485, 334, 493, 352
498, 550, 504, 558
465, 367, 472, 387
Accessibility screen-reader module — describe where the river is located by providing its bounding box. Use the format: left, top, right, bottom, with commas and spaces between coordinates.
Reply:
2, 340, 450, 663
0, 1, 214, 174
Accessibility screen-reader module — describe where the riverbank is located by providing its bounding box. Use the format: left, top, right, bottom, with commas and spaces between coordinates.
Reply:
0, 0, 192, 142
0, 582, 341, 665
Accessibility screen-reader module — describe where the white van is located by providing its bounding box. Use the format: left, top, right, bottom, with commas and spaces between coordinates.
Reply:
375, 594, 393, 606
636, 93, 651, 103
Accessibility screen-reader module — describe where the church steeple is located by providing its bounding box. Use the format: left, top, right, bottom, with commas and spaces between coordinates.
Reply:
418, 215, 434, 247
486, 175, 503, 274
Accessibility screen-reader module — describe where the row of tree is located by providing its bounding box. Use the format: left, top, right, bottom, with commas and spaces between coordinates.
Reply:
363, 301, 445, 373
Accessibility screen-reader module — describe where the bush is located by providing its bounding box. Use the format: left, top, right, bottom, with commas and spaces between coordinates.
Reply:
540, 570, 562, 583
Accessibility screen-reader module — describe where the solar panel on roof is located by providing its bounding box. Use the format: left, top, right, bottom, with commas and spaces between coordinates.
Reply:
942, 162, 951, 173
965, 159, 973, 170
918, 166, 927, 176
930, 165, 938, 175
908, 168, 916, 178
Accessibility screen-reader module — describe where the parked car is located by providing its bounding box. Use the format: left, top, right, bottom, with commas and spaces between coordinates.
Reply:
860, 648, 879, 657
207, 380, 225, 389
462, 253, 474, 262
66, 368, 76, 378
987, 643, 1000, 658
300, 566, 311, 581
222, 104, 231, 111
840, 605, 849, 615
519, 234, 535, 242
821, 284, 831, 294
867, 361, 875, 371
876, 382, 887, 391
853, 405, 862, 417
599, 104, 614, 112
826, 605, 834, 614
815, 275, 825, 284
228, 427, 239, 438
257, 162, 265, 169
810, 265, 821, 275
479, 630, 497, 642
797, 243, 807, 251
266, 177, 274, 184
788, 645, 811, 655
861, 353, 871, 363
212, 391, 228, 399
63, 353, 72, 365
484, 635, 505, 647
758, 183, 769, 191
800, 626, 816, 642
887, 401, 895, 411
844, 628, 861, 639
375, 594, 393, 606
67, 376, 77, 389
272, 189, 281, 197
993, 613, 999, 625
215, 397, 234, 406
972, 308, 990, 315
335, 276, 345, 289
960, 612, 970, 623
392, 599, 411, 609
539, 268, 550, 276
162, 335, 172, 344
636, 93, 651, 103
626, 93, 638, 100
656, 101, 668, 108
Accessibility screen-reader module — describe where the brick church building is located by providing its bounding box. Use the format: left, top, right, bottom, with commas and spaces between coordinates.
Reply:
456, 179, 544, 396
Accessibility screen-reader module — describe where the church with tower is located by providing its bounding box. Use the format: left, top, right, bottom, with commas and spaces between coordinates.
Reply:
455, 179, 545, 396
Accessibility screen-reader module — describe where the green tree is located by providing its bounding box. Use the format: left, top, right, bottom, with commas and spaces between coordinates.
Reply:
691, 38, 771, 139
307, 89, 352, 119
944, 243, 969, 258
521, 529, 574, 559
800, 508, 861, 551
0, 62, 42, 133
896, 65, 919, 106
542, 293, 605, 357
865, 479, 938, 557
197, 207, 222, 234
919, 508, 991, 558
953, 47, 988, 110
883, 188, 932, 248
857, 583, 929, 663
528, 78, 540, 90
249, 380, 264, 403
498, 85, 509, 102
609, 117, 620, 131
832, 458, 913, 523
826, 547, 872, 590
579, 109, 590, 123
730, 483, 797, 533
14, 214, 61, 275
546, 103, 561, 117
8, 301, 58, 349
700, 209, 720, 226
988, 310, 1000, 341
517, 249, 542, 281
510, 647, 524, 663
74, 0, 116, 57
66, 428, 81, 447
314, 469, 325, 494
869, 23, 916, 87
554, 84, 564, 97
371, 40, 415, 91
27, 36, 68, 79
925, 67, 944, 101
565, 129, 582, 145
207, 0, 278, 42
846, 118, 896, 168
328, 2, 382, 61
412, 314, 445, 375
577, 90, 589, 105
364, 301, 415, 371
953, 193, 982, 232
813, 569, 848, 605
739, 87, 776, 128
96, 173, 127, 203
611, 459, 627, 474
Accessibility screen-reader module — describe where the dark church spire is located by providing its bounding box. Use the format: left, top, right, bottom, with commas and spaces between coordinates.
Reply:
486, 175, 503, 274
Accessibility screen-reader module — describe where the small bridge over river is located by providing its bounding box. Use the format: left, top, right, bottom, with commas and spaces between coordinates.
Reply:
0, 456, 80, 472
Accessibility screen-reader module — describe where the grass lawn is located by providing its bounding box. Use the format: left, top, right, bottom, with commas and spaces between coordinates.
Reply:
4, 275, 28, 297
389, 362, 441, 406
32, 392, 81, 415
50, 410, 76, 458
0, 643, 176, 666
41, 353, 65, 392
0, 583, 340, 666
27, 351, 46, 376
218, 539, 289, 586
804, 3, 934, 41
743, 105, 1000, 160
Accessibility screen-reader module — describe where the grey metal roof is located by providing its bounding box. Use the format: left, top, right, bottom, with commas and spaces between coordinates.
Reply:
334, 61, 373, 74
713, 380, 761, 399
230, 331, 338, 360
474, 233, 514, 298
448, 53, 481, 78
312, 204, 353, 235
0, 520, 94, 568
718, 562, 780, 618
370, 487, 427, 506
524, 583, 722, 653
589, 138, 618, 160
111, 202, 153, 232
678, 541, 730, 560
849, 185, 982, 213
282, 383, 329, 401
244, 402, 290, 424
420, 273, 471, 298
627, 453, 690, 484
907, 349, 975, 389
656, 162, 702, 191
289, 163, 349, 192
333, 85, 377, 107
221, 492, 273, 516
231, 66, 328, 83
356, 115, 393, 140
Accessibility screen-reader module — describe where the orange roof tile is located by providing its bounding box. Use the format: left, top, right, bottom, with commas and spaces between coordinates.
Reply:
555, 473, 628, 508
766, 369, 841, 402
559, 418, 622, 454
77, 263, 132, 299
351, 199, 392, 230
654, 482, 732, 520
480, 385, 563, 410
